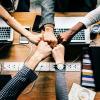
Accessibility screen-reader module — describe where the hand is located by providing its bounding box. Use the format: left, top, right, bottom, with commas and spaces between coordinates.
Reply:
59, 30, 74, 43
44, 32, 57, 47
34, 41, 52, 59
42, 27, 57, 47
26, 41, 52, 70
52, 44, 65, 64
28, 33, 42, 44
59, 22, 85, 43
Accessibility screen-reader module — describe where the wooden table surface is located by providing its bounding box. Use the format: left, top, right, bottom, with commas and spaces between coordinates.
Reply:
0, 12, 100, 100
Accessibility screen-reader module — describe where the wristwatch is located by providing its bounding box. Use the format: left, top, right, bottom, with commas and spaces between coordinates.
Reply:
54, 64, 66, 71
91, 24, 100, 34
42, 24, 54, 32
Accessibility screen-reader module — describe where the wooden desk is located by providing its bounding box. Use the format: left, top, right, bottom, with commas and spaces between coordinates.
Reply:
0, 12, 100, 100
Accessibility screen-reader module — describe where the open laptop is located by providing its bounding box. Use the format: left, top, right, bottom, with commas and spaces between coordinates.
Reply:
54, 17, 90, 44
0, 17, 13, 43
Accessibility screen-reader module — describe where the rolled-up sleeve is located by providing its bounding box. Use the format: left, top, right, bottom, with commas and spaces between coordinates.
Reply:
39, 0, 55, 28
0, 65, 37, 100
80, 6, 100, 28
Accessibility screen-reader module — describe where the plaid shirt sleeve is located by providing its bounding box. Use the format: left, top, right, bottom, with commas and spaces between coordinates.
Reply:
0, 65, 37, 100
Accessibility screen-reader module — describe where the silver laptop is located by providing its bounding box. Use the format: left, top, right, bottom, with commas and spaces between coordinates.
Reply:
0, 17, 13, 43
54, 17, 90, 44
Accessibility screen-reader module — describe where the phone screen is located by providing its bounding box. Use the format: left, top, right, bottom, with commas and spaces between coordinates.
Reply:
32, 15, 41, 33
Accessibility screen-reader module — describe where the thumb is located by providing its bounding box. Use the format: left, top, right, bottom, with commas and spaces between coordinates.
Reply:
38, 34, 44, 41
39, 34, 42, 38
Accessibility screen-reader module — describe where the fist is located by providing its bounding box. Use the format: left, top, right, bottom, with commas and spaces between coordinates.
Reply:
52, 44, 65, 64
35, 41, 52, 60
59, 30, 74, 43
42, 27, 57, 47
28, 34, 42, 44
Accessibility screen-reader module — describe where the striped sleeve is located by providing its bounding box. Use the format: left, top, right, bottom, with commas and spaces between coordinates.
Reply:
0, 65, 37, 100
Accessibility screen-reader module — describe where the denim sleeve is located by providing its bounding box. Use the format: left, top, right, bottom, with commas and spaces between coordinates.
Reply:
39, 0, 55, 28
0, 65, 37, 100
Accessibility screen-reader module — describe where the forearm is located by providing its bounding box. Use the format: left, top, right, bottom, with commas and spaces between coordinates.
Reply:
6, 17, 32, 39
0, 66, 37, 100
0, 5, 32, 39
69, 22, 86, 35
25, 52, 43, 70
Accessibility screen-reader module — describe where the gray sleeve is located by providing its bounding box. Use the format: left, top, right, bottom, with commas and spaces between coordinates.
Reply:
39, 0, 55, 28
0, 65, 37, 100
80, 6, 100, 28
55, 64, 68, 100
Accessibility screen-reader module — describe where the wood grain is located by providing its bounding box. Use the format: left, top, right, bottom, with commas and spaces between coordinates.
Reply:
0, 12, 100, 100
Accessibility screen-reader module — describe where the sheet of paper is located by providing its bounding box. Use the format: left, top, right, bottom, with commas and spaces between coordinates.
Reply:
69, 83, 96, 100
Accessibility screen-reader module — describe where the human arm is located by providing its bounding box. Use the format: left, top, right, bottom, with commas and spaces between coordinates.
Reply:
40, 0, 57, 47
60, 6, 100, 42
0, 41, 52, 100
52, 44, 65, 70
0, 66, 37, 100
52, 44, 68, 100
40, 0, 55, 28
0, 5, 42, 44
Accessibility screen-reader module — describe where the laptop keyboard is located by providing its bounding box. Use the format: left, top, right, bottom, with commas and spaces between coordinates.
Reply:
0, 27, 12, 40
54, 28, 85, 41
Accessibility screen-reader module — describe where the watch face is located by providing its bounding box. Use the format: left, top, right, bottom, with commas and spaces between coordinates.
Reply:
56, 64, 65, 70
57, 65, 64, 70
91, 24, 100, 34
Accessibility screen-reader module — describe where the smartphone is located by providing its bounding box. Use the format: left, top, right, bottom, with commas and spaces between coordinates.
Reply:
32, 15, 41, 33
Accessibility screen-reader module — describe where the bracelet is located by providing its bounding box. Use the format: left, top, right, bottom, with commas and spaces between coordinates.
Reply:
42, 24, 54, 31
44, 24, 54, 29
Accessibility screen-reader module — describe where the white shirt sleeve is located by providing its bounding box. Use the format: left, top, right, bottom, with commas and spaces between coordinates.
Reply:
80, 6, 100, 28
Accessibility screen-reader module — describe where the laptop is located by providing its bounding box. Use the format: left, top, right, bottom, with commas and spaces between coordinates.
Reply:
0, 17, 13, 44
54, 17, 90, 44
